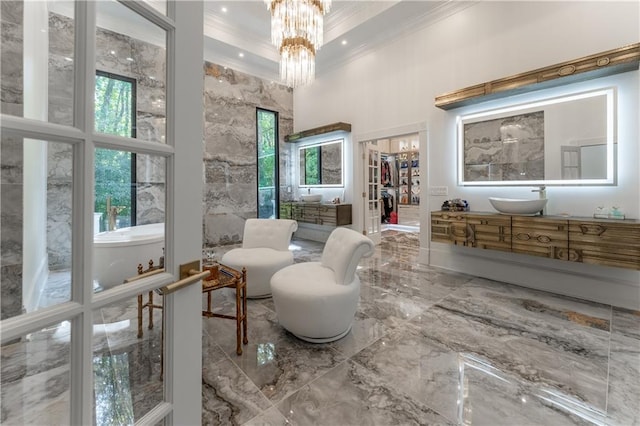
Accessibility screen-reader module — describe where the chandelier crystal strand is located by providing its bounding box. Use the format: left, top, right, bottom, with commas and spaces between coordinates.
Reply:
265, 0, 331, 87
280, 37, 316, 87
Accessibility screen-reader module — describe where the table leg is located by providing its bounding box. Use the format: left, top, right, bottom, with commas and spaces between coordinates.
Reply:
235, 282, 242, 355
137, 294, 143, 338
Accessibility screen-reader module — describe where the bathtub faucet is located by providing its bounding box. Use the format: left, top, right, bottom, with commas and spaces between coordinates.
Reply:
106, 196, 125, 231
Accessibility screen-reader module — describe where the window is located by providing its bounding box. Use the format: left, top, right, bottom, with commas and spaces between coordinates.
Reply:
256, 108, 279, 219
94, 71, 137, 230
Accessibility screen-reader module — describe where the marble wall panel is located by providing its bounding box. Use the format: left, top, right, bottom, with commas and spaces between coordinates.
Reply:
1, 2, 23, 116
202, 62, 293, 246
1, 2, 24, 320
1, 184, 23, 320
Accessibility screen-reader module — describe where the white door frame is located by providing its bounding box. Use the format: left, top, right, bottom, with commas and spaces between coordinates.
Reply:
0, 1, 204, 424
353, 122, 429, 243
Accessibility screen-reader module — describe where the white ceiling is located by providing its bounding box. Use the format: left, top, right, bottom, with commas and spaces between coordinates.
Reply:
48, 0, 476, 84
203, 1, 476, 83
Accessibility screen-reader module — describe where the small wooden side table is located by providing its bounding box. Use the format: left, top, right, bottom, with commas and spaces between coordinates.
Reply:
202, 263, 248, 355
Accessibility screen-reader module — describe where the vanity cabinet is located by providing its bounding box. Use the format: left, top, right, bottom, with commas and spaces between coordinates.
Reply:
431, 211, 640, 271
280, 203, 352, 227
466, 214, 512, 252
512, 217, 569, 260
568, 219, 640, 269
430, 211, 468, 245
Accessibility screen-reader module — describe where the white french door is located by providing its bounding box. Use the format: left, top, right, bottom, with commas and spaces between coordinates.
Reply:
0, 1, 203, 424
363, 141, 382, 245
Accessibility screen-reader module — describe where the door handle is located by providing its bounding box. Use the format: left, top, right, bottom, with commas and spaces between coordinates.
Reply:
161, 260, 211, 295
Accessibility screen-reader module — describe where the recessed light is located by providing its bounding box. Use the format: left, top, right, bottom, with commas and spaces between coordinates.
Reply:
221, 6, 227, 13
110, 50, 116, 55
341, 40, 347, 45
126, 57, 134, 62
64, 57, 73, 62
238, 52, 244, 58
149, 76, 156, 80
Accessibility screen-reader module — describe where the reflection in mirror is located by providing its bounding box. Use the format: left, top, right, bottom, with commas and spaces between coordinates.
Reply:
299, 139, 343, 186
458, 88, 615, 186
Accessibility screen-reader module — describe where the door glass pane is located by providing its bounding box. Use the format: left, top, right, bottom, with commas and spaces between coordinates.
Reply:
93, 299, 163, 424
94, 150, 166, 293
1, 1, 75, 126
96, 0, 167, 143
1, 136, 73, 320
1, 321, 72, 424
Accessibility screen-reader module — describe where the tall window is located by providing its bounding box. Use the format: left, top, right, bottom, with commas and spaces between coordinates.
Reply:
94, 71, 137, 230
256, 108, 279, 219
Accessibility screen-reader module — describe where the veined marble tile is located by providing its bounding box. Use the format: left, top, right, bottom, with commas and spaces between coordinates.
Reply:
243, 406, 290, 426
358, 283, 430, 330
276, 359, 452, 425
606, 332, 640, 426
352, 325, 600, 425
224, 334, 346, 403
326, 312, 389, 359
202, 357, 272, 425
611, 306, 640, 340
410, 302, 609, 412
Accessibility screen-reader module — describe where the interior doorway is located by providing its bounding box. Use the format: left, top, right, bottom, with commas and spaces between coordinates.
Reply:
379, 133, 420, 232
359, 130, 423, 241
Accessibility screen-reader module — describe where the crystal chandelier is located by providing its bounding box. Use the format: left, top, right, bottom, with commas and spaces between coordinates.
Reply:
265, 0, 331, 87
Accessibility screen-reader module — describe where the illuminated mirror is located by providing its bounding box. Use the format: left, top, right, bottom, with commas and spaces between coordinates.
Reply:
458, 88, 616, 186
299, 139, 343, 187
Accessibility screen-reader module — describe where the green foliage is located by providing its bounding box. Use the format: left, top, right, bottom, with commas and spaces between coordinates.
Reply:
94, 74, 134, 230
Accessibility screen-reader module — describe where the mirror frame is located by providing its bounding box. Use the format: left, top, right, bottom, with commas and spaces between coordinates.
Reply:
298, 138, 344, 188
457, 87, 616, 186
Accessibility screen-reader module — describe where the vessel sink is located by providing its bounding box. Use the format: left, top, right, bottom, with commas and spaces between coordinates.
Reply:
301, 194, 322, 203
489, 197, 548, 215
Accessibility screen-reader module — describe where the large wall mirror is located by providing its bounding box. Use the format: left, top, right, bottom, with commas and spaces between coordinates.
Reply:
299, 138, 344, 187
458, 88, 616, 186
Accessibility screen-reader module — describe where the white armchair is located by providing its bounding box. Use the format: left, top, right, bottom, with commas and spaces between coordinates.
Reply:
270, 227, 375, 343
221, 218, 298, 298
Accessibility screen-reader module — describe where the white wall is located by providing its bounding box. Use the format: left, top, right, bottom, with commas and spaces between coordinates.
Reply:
294, 1, 640, 309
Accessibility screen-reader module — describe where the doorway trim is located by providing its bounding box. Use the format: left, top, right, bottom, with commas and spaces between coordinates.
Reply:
353, 122, 429, 248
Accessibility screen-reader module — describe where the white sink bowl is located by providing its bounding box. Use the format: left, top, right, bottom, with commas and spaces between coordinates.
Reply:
301, 194, 322, 203
489, 197, 548, 215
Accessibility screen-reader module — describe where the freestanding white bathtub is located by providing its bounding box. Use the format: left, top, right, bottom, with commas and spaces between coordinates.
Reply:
93, 223, 165, 290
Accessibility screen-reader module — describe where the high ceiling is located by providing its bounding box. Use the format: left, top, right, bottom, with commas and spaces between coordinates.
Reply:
203, 1, 476, 83
48, 0, 476, 84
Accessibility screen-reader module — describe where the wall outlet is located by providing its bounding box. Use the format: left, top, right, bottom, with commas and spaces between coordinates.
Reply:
429, 186, 448, 196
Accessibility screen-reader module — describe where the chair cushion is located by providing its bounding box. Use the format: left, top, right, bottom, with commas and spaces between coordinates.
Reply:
271, 262, 360, 339
321, 228, 375, 285
222, 247, 294, 298
242, 219, 298, 251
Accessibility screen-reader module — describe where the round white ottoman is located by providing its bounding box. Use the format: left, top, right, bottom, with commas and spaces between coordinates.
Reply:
270, 261, 360, 342
222, 247, 294, 298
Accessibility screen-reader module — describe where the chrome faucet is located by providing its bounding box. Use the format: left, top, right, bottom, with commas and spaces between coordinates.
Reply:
531, 185, 546, 199
531, 185, 547, 215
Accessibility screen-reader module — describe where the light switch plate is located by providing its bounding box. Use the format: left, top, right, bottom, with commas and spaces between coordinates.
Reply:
429, 186, 448, 196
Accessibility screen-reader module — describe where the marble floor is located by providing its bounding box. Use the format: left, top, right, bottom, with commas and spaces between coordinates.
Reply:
1, 230, 639, 425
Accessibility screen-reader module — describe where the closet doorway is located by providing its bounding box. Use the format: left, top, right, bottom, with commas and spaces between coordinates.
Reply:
379, 133, 420, 232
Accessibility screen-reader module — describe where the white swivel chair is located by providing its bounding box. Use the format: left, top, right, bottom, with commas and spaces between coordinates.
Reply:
270, 227, 375, 343
221, 218, 298, 298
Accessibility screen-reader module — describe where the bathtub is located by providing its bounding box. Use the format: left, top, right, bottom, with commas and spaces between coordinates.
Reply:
93, 223, 165, 290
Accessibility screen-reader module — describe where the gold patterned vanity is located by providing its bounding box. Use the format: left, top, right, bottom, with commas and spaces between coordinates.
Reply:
281, 202, 352, 227
431, 211, 640, 270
